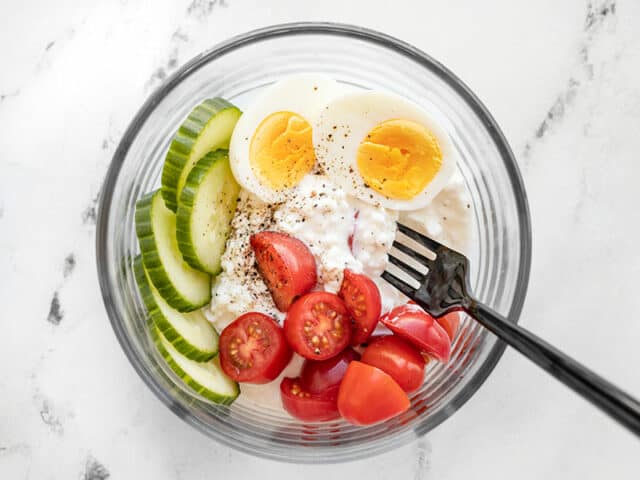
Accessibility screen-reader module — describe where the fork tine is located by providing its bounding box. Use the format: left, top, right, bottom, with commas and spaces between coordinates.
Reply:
397, 223, 443, 252
381, 270, 417, 298
392, 240, 434, 268
387, 254, 425, 281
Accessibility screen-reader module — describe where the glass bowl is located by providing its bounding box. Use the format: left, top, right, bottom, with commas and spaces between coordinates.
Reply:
96, 22, 531, 463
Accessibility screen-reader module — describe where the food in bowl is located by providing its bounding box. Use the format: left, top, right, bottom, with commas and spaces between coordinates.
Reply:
133, 73, 472, 426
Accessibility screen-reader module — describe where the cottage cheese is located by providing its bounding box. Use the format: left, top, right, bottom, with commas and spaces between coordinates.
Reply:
208, 171, 472, 329
206, 192, 281, 331
207, 174, 400, 331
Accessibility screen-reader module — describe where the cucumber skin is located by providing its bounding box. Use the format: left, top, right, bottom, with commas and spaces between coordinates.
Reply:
151, 327, 239, 405
135, 191, 211, 312
176, 149, 240, 274
133, 256, 218, 362
161, 98, 241, 212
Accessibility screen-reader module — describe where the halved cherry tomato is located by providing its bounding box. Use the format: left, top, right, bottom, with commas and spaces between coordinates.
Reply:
300, 347, 360, 395
250, 231, 317, 312
337, 361, 410, 425
284, 292, 351, 360
408, 300, 462, 342
280, 377, 339, 422
408, 301, 460, 341
338, 269, 382, 346
361, 336, 425, 392
437, 311, 461, 341
380, 303, 451, 362
219, 312, 292, 383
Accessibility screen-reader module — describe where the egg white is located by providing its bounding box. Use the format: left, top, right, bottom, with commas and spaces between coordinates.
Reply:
313, 91, 457, 211
229, 74, 350, 204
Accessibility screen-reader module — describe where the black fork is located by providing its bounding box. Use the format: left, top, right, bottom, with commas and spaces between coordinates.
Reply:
384, 222, 640, 437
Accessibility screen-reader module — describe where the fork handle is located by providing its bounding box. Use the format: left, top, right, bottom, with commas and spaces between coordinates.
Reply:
466, 299, 640, 437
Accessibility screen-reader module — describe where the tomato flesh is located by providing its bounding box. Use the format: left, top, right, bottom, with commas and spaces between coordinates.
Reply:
437, 311, 461, 341
361, 335, 425, 392
407, 301, 460, 341
338, 269, 382, 346
219, 312, 292, 383
284, 292, 351, 360
251, 231, 317, 312
280, 377, 340, 422
380, 303, 451, 362
337, 361, 410, 425
300, 347, 360, 395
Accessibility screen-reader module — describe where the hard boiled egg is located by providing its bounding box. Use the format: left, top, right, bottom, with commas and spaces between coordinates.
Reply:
229, 74, 349, 203
314, 91, 457, 210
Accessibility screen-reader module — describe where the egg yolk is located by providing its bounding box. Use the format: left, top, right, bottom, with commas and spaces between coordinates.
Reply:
250, 111, 316, 191
357, 119, 442, 200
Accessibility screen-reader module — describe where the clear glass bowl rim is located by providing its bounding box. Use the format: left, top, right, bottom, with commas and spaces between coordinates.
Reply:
95, 22, 532, 462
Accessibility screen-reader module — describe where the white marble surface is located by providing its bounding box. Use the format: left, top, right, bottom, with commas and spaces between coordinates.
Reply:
1, 0, 639, 478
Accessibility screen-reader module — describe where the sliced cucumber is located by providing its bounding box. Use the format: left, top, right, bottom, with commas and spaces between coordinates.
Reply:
136, 190, 211, 312
153, 327, 239, 405
176, 150, 240, 274
133, 256, 218, 361
161, 98, 242, 212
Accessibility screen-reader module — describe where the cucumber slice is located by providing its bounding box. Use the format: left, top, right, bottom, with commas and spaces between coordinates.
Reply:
176, 150, 240, 274
136, 190, 211, 312
153, 327, 239, 405
133, 256, 218, 361
161, 98, 242, 212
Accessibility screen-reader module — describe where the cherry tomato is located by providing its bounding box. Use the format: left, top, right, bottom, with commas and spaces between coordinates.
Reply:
337, 361, 410, 426
219, 312, 292, 383
280, 377, 340, 422
284, 292, 351, 360
338, 269, 382, 346
437, 311, 461, 341
361, 336, 425, 392
250, 231, 317, 312
407, 301, 460, 341
380, 303, 451, 362
300, 347, 360, 395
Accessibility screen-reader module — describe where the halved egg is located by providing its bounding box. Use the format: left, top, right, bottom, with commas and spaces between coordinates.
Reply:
229, 74, 349, 203
314, 91, 457, 210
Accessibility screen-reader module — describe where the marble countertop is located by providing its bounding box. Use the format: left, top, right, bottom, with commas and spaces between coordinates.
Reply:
2, 0, 639, 478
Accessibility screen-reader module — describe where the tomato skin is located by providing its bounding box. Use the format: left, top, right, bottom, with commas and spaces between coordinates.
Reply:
250, 231, 317, 312
437, 311, 461, 341
280, 377, 340, 422
219, 312, 292, 384
361, 336, 425, 392
338, 269, 382, 346
300, 347, 360, 395
337, 361, 410, 426
407, 301, 460, 341
284, 292, 351, 360
380, 303, 451, 362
